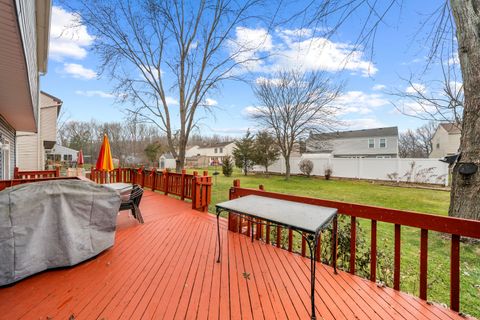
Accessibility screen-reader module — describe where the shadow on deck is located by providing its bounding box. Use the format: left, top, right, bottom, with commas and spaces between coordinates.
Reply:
0, 191, 468, 319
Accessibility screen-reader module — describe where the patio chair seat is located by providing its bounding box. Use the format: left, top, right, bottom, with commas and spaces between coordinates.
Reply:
119, 184, 144, 223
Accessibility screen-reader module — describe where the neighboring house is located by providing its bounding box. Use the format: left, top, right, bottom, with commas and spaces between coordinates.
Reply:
185, 141, 236, 165
159, 153, 176, 169
0, 0, 51, 179
16, 92, 62, 170
305, 127, 399, 158
429, 123, 461, 158
46, 145, 78, 164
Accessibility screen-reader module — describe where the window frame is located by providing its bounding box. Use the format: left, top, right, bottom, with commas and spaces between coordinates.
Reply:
379, 138, 387, 148
368, 138, 375, 148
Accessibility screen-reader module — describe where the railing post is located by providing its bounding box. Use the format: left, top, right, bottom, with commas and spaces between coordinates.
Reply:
14, 167, 19, 179
164, 170, 169, 195
116, 167, 121, 182
181, 169, 186, 200
152, 169, 157, 192
228, 179, 240, 232
420, 229, 428, 300
370, 220, 377, 282
394, 224, 401, 291
141, 168, 145, 188
450, 234, 460, 311
55, 166, 60, 177
350, 216, 357, 274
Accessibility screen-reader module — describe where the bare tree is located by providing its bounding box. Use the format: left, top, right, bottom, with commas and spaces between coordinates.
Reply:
251, 70, 341, 180
390, 62, 464, 130
288, 0, 480, 220
398, 122, 436, 158
67, 0, 274, 172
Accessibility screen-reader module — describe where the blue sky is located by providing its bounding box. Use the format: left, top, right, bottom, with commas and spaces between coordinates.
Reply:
42, 1, 457, 137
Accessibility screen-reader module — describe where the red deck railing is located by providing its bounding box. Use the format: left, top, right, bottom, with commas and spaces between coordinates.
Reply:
0, 176, 79, 191
89, 167, 212, 211
227, 179, 480, 313
13, 167, 60, 179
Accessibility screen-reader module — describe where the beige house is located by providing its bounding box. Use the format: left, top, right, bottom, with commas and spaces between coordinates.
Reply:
185, 141, 236, 165
16, 92, 62, 170
0, 0, 52, 179
429, 123, 461, 158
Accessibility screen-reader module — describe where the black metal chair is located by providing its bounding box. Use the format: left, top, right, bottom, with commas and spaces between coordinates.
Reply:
119, 184, 144, 223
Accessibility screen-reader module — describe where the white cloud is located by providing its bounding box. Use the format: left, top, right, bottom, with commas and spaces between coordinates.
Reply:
204, 98, 218, 106
139, 65, 163, 81
228, 27, 377, 77
335, 91, 389, 115
242, 105, 263, 117
75, 90, 114, 98
49, 6, 94, 61
448, 53, 460, 65
343, 118, 385, 129
228, 27, 273, 72
405, 83, 426, 94
255, 77, 284, 86
63, 63, 97, 79
165, 96, 179, 105
372, 84, 386, 91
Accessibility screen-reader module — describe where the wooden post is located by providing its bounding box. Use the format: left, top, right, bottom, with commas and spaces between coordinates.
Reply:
116, 167, 121, 182
55, 167, 60, 177
181, 169, 186, 200
370, 220, 377, 282
419, 229, 428, 300
228, 179, 240, 232
152, 169, 157, 192
191, 171, 197, 209
141, 169, 145, 188
14, 167, 19, 179
350, 216, 357, 275
164, 170, 169, 195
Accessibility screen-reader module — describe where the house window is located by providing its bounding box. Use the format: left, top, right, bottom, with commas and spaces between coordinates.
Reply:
379, 138, 387, 148
368, 138, 375, 148
219, 148, 223, 153
437, 143, 440, 149
214, 148, 218, 153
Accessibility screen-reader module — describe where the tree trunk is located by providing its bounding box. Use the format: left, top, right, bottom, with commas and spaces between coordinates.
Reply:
284, 157, 291, 180
449, 0, 480, 220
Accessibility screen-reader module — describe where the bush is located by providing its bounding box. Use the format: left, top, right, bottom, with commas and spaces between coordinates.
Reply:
299, 159, 314, 177
222, 155, 234, 177
324, 165, 333, 180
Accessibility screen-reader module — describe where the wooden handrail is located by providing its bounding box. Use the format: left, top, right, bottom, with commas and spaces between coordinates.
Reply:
0, 176, 80, 191
14, 167, 60, 179
88, 167, 211, 211
228, 180, 480, 313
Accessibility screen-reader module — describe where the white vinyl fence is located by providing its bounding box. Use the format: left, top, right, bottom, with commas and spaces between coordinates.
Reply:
254, 156, 450, 186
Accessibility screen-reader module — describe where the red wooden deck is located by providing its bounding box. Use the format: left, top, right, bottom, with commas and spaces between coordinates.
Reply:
0, 191, 469, 319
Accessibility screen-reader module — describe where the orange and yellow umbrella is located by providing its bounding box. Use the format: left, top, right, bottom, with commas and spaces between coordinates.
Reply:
96, 134, 114, 171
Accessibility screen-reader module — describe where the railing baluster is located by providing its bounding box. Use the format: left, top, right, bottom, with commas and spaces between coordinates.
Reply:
450, 234, 460, 311
276, 226, 281, 248
288, 229, 293, 252
394, 224, 401, 290
301, 232, 306, 257
315, 233, 321, 262
420, 229, 428, 300
266, 222, 270, 244
350, 216, 357, 274
370, 220, 377, 282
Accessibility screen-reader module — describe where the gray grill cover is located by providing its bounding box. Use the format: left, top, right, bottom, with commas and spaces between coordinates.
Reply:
0, 179, 121, 286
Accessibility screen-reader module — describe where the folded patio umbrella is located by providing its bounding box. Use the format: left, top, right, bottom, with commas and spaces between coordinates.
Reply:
96, 134, 114, 172
77, 149, 85, 168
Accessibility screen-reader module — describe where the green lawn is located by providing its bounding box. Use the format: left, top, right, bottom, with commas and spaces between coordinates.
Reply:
190, 167, 480, 317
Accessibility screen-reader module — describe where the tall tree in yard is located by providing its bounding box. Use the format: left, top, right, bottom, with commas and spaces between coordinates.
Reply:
252, 70, 341, 180
68, 0, 274, 172
290, 0, 480, 219
253, 130, 280, 174
232, 131, 256, 176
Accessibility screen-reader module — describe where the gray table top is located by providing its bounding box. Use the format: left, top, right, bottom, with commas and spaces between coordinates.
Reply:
102, 183, 133, 192
216, 195, 337, 234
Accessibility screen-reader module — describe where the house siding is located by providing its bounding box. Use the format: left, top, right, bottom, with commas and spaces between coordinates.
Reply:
0, 116, 16, 179
15, 0, 39, 124
307, 135, 398, 158
429, 127, 460, 158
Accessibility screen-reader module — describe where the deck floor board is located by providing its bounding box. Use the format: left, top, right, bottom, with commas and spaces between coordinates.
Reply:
0, 191, 471, 320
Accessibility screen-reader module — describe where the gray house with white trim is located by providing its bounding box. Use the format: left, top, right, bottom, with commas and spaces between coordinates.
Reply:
305, 127, 399, 158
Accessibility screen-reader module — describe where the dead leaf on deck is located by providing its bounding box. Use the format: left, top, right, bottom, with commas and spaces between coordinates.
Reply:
242, 272, 251, 280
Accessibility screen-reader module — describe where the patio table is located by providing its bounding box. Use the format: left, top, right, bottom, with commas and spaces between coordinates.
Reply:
215, 195, 338, 320
103, 183, 133, 201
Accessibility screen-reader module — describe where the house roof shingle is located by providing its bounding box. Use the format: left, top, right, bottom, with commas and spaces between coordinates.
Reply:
440, 123, 461, 134
310, 126, 398, 140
